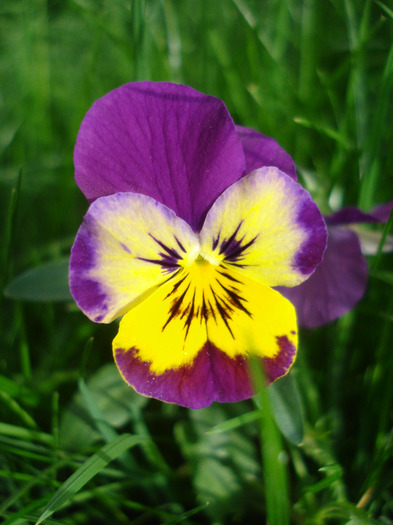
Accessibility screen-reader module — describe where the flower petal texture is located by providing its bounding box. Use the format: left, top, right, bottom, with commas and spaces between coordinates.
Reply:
69, 192, 199, 323
236, 125, 297, 181
200, 167, 327, 287
74, 81, 246, 230
113, 264, 297, 409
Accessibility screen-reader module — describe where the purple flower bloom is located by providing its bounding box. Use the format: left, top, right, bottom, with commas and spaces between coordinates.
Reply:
278, 201, 393, 328
69, 81, 327, 408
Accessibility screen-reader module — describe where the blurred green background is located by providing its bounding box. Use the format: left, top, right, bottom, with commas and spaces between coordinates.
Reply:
1, 1, 393, 523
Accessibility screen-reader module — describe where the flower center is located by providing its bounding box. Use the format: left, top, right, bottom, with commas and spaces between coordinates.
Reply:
194, 251, 220, 266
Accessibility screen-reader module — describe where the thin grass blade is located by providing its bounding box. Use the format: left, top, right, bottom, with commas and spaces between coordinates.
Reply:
35, 433, 146, 524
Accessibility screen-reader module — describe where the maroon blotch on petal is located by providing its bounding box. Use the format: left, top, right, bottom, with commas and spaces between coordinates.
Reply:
115, 343, 254, 409
115, 334, 296, 409
263, 335, 297, 382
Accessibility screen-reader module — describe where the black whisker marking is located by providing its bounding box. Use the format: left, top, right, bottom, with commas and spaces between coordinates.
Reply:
218, 221, 243, 255
174, 236, 187, 253
216, 269, 242, 284
216, 280, 252, 317
149, 233, 181, 259
162, 283, 190, 331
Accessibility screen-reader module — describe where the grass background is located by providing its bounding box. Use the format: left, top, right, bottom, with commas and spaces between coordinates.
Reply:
1, 0, 393, 523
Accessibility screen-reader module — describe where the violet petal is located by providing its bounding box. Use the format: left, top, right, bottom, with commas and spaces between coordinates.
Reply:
277, 227, 368, 328
74, 81, 245, 231
326, 200, 393, 226
235, 125, 297, 181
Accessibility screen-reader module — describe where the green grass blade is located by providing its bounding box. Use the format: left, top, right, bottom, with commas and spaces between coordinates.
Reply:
250, 357, 290, 525
0, 422, 53, 446
372, 206, 393, 270
35, 433, 146, 524
206, 409, 263, 434
268, 373, 304, 446
2, 169, 22, 290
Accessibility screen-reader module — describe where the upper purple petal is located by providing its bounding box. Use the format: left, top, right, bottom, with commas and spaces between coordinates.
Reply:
326, 199, 393, 226
277, 227, 368, 328
74, 81, 246, 231
235, 125, 297, 181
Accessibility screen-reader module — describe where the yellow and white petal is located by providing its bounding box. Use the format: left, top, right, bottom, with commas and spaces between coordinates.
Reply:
113, 259, 297, 408
199, 167, 327, 287
69, 192, 199, 323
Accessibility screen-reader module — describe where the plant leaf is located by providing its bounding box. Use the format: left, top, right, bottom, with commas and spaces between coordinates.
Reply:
5, 258, 72, 302
268, 373, 304, 445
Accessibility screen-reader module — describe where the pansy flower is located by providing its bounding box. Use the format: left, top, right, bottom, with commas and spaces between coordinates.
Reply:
278, 200, 393, 328
69, 82, 327, 408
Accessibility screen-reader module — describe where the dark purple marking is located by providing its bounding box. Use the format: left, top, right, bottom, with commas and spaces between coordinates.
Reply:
137, 233, 183, 274
161, 269, 251, 340
212, 232, 221, 250
217, 222, 259, 267
162, 283, 191, 331
219, 222, 243, 255
215, 280, 252, 317
174, 236, 187, 253
120, 242, 132, 254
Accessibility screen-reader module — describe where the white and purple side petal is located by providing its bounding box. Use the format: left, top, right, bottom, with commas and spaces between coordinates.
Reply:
69, 192, 199, 323
74, 81, 246, 231
200, 167, 327, 287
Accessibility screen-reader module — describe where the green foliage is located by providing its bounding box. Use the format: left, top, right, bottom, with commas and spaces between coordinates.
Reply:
1, 0, 393, 523
5, 259, 71, 302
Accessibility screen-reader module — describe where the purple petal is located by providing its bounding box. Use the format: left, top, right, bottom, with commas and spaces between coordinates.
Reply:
235, 125, 297, 181
368, 199, 393, 222
326, 199, 393, 226
277, 227, 368, 328
74, 81, 246, 231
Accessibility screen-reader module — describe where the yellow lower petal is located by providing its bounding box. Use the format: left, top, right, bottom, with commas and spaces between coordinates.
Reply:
113, 258, 297, 375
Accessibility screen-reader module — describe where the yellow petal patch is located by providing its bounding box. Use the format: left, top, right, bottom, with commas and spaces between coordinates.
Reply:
113, 256, 297, 375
